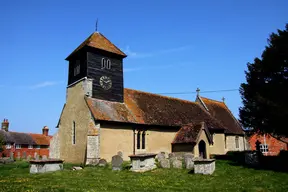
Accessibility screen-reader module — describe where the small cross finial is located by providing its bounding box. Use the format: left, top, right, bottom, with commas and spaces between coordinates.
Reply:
196, 88, 200, 96
95, 19, 98, 32
222, 97, 225, 102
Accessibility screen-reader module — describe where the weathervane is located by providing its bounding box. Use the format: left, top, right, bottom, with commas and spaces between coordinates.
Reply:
95, 19, 98, 32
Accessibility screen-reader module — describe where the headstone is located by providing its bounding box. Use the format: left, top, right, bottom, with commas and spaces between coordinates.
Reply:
10, 152, 14, 160
42, 155, 48, 160
27, 155, 31, 160
184, 153, 194, 169
172, 159, 182, 169
168, 153, 175, 159
22, 152, 27, 160
98, 159, 107, 167
34, 152, 37, 159
111, 155, 123, 171
117, 151, 123, 158
72, 166, 83, 170
159, 159, 170, 168
157, 152, 166, 161
36, 155, 39, 160
17, 152, 21, 160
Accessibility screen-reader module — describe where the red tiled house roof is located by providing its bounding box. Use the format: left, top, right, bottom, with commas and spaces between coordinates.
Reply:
66, 32, 127, 60
86, 88, 226, 131
199, 96, 244, 135
29, 134, 51, 146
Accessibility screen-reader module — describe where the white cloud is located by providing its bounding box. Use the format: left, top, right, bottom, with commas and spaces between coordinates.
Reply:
123, 45, 192, 59
29, 81, 63, 89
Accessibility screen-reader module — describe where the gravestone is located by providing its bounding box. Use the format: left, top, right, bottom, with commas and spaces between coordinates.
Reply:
22, 152, 27, 160
35, 155, 39, 160
117, 151, 123, 158
111, 155, 123, 171
17, 152, 21, 160
159, 159, 170, 168
10, 152, 14, 160
172, 159, 182, 169
184, 153, 194, 169
34, 152, 37, 159
168, 153, 175, 159
27, 155, 31, 160
98, 159, 107, 167
157, 152, 166, 161
42, 155, 48, 160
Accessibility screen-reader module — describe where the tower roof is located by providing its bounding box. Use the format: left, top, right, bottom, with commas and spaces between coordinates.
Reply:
65, 32, 127, 60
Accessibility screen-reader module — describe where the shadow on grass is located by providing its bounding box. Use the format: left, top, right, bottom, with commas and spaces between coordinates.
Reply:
213, 151, 288, 173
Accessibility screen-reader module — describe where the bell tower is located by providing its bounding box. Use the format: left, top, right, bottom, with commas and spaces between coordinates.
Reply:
65, 32, 127, 103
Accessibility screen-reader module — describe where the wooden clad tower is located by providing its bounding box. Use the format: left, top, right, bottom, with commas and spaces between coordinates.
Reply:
65, 32, 127, 102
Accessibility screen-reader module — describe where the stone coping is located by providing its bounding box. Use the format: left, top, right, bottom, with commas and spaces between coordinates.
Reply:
129, 153, 157, 158
194, 159, 215, 163
29, 159, 64, 164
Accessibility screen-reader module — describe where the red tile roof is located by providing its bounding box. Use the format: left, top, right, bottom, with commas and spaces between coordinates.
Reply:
172, 123, 202, 144
66, 32, 127, 60
29, 134, 51, 146
200, 97, 244, 135
86, 88, 226, 130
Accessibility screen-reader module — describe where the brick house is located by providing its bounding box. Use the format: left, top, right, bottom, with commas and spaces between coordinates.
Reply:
49, 31, 247, 164
247, 132, 288, 156
0, 119, 52, 158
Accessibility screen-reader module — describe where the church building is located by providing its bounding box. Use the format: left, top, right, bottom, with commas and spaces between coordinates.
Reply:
50, 32, 247, 164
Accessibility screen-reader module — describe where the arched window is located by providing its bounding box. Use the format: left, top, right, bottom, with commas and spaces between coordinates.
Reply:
142, 131, 146, 149
72, 121, 76, 145
137, 131, 141, 149
101, 58, 106, 69
235, 136, 239, 149
107, 59, 111, 69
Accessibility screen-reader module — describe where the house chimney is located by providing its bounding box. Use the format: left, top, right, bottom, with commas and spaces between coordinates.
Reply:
42, 126, 49, 136
1, 119, 9, 131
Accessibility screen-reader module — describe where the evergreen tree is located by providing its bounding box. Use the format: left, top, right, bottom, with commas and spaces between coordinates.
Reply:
239, 24, 288, 137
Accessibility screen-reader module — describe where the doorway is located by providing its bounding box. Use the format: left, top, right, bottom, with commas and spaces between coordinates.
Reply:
198, 140, 207, 159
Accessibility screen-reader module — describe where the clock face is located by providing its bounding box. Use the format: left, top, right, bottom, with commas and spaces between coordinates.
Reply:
99, 76, 112, 90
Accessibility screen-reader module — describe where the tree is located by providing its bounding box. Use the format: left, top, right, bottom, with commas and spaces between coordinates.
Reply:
0, 135, 4, 153
239, 24, 288, 137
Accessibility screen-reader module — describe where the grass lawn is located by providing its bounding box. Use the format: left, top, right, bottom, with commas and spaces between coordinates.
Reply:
0, 160, 287, 192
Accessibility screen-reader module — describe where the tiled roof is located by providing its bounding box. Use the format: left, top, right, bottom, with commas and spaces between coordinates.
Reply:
29, 134, 50, 146
66, 32, 127, 60
86, 88, 226, 130
199, 96, 244, 135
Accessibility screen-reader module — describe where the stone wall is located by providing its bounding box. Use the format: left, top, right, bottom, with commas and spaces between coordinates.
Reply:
209, 133, 225, 155
49, 131, 60, 159
225, 135, 245, 152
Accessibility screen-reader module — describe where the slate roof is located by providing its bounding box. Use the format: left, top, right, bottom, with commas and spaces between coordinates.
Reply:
199, 96, 244, 135
172, 123, 211, 144
0, 130, 51, 145
86, 88, 226, 130
66, 32, 127, 60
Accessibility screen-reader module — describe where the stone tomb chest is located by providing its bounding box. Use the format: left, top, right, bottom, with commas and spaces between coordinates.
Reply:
129, 153, 157, 172
29, 159, 64, 174
194, 159, 215, 175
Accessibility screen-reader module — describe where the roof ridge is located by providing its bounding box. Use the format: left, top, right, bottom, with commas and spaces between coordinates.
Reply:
124, 88, 198, 105
97, 32, 126, 56
200, 96, 223, 104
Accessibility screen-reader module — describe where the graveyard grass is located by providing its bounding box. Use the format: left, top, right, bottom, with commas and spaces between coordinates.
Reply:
0, 160, 287, 192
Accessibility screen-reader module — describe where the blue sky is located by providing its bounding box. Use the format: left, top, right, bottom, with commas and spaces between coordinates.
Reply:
0, 0, 287, 135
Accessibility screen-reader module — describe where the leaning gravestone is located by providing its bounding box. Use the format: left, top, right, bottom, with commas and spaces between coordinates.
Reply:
22, 152, 27, 160
10, 152, 14, 160
159, 159, 170, 168
98, 159, 107, 167
172, 159, 182, 169
184, 153, 194, 169
117, 151, 123, 158
111, 155, 123, 171
42, 155, 48, 160
17, 152, 21, 160
157, 152, 166, 161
